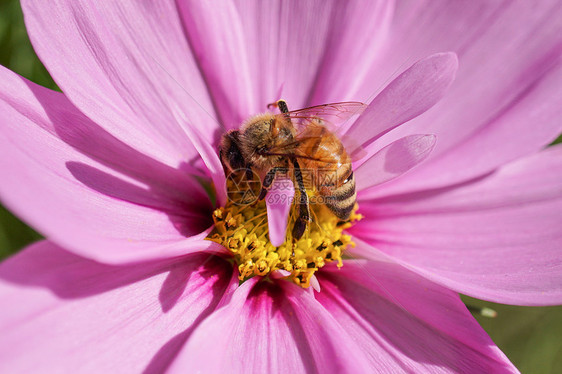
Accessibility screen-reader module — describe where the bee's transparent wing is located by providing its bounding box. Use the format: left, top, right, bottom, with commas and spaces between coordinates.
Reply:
270, 102, 368, 162
284, 101, 366, 134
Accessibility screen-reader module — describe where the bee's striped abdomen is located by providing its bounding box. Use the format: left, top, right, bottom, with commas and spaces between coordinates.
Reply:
324, 171, 356, 220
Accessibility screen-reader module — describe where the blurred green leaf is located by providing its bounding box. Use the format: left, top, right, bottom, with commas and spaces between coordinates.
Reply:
0, 205, 41, 260
463, 296, 562, 373
0, 0, 58, 90
0, 0, 47, 261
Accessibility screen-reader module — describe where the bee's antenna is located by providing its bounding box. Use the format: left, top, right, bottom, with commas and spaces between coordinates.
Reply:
267, 100, 290, 115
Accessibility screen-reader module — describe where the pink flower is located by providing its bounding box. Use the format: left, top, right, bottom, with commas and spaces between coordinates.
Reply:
1, 1, 561, 372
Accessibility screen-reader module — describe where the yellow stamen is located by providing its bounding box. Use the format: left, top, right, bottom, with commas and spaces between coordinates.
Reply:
207, 175, 362, 288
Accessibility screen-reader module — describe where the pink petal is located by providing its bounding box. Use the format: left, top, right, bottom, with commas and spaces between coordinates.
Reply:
265, 177, 295, 247
352, 146, 562, 305
355, 134, 436, 192
169, 277, 372, 373
316, 259, 518, 373
374, 62, 562, 197
172, 105, 227, 207
0, 67, 220, 264
360, 1, 562, 196
177, 1, 256, 128
302, 0, 394, 105
0, 241, 236, 373
345, 52, 457, 157
231, 0, 394, 110
22, 0, 220, 165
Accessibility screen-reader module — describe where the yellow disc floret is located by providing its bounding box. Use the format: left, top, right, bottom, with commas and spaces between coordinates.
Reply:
207, 174, 362, 288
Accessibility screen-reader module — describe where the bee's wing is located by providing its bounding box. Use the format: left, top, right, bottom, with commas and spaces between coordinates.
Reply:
284, 102, 367, 133
270, 102, 368, 162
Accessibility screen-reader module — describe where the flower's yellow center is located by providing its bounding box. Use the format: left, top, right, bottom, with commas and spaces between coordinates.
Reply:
206, 173, 362, 288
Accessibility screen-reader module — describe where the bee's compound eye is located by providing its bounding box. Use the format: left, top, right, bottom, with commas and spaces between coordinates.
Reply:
343, 172, 354, 184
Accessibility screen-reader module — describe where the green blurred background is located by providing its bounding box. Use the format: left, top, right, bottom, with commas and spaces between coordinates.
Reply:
1, 1, 561, 372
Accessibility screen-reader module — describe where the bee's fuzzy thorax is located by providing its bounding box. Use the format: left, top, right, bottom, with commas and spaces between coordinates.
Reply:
238, 113, 295, 171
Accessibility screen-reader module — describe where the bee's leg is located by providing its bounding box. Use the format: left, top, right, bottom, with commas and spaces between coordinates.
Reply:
277, 100, 289, 114
258, 166, 288, 200
291, 159, 310, 241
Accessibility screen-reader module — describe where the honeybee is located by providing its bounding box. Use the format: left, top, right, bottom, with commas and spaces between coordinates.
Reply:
219, 100, 366, 241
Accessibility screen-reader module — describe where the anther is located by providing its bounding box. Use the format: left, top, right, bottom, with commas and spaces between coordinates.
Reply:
316, 240, 329, 251
213, 208, 224, 221
226, 216, 237, 229
207, 176, 361, 288
256, 259, 269, 275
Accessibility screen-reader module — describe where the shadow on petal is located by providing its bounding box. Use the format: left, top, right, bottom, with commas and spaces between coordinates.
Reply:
66, 162, 212, 237
22, 79, 216, 238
